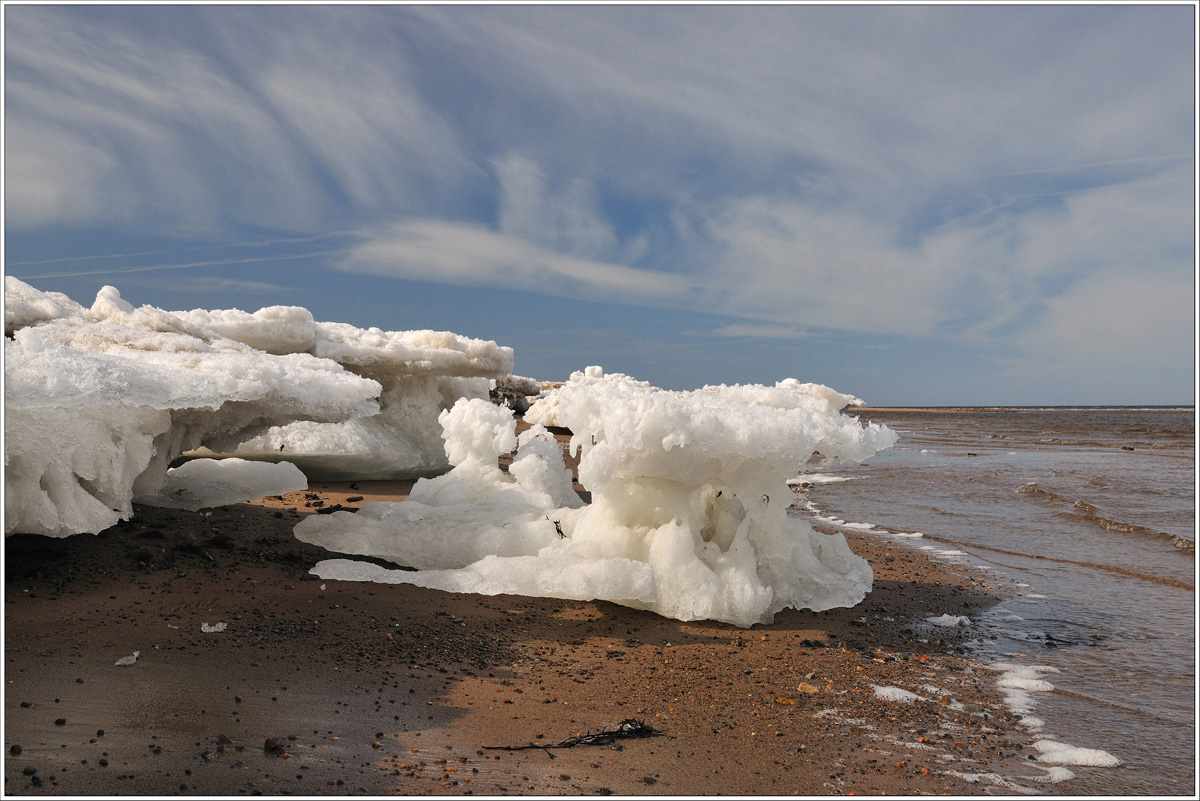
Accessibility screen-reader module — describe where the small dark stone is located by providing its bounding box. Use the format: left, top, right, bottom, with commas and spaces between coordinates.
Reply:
54, 718, 66, 726
22, 766, 37, 776
19, 701, 32, 708
10, 744, 22, 755
96, 729, 105, 736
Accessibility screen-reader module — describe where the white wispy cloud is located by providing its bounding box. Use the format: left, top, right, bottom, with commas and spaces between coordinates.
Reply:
4, 7, 473, 233
337, 219, 690, 302
711, 323, 812, 340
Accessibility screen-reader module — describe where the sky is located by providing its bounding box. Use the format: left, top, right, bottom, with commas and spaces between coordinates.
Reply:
3, 3, 1196, 406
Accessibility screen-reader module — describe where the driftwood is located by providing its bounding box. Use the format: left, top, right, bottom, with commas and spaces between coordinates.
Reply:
483, 718, 662, 759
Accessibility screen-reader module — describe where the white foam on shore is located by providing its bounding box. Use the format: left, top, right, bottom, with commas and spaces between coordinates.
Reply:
1032, 738, 1121, 767
787, 473, 856, 486
1032, 765, 1077, 783
944, 770, 1041, 794
983, 662, 1120, 779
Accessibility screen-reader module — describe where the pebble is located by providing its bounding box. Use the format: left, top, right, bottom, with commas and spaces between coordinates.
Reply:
10, 745, 22, 755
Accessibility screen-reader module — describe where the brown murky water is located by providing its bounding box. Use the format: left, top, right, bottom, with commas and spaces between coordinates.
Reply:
796, 407, 1195, 796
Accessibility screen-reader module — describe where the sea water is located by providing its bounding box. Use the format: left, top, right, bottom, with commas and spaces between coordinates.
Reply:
797, 407, 1194, 795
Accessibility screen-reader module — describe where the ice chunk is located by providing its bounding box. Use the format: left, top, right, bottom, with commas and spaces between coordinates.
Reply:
509, 424, 585, 510
200, 622, 227, 633
136, 458, 307, 511
298, 367, 897, 627
4, 278, 379, 537
524, 367, 649, 429
172, 305, 317, 355
926, 614, 971, 627
4, 278, 87, 335
114, 651, 139, 666
188, 313, 514, 479
871, 685, 927, 703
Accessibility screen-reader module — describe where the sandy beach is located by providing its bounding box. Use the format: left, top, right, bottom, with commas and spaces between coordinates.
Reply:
4, 430, 1049, 797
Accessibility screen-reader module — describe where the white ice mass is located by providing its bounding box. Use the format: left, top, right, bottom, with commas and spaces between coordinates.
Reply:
135, 458, 308, 512
177, 305, 515, 480
4, 278, 513, 536
300, 367, 898, 627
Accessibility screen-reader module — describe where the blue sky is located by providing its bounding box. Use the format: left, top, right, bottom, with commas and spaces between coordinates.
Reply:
4, 4, 1195, 405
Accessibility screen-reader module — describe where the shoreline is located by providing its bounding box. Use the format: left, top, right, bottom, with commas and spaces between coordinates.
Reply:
4, 472, 1057, 795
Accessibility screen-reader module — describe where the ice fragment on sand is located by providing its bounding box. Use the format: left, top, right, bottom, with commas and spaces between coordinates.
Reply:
136, 458, 307, 511
297, 367, 897, 627
114, 651, 139, 666
201, 622, 227, 633
926, 614, 971, 627
870, 685, 927, 703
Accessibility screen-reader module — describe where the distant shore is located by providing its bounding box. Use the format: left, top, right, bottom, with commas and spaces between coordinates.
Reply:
4, 436, 1051, 796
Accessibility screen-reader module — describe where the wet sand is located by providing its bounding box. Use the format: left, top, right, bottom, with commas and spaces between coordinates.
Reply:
4, 441, 1056, 796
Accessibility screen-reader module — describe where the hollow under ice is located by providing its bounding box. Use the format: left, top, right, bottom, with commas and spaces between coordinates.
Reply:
299, 367, 898, 627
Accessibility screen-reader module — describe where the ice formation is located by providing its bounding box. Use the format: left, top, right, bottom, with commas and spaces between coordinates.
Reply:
134, 458, 307, 511
178, 306, 514, 479
299, 366, 898, 627
5, 278, 379, 536
871, 685, 927, 703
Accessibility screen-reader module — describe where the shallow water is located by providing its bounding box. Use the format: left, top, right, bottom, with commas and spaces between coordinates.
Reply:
798, 407, 1195, 795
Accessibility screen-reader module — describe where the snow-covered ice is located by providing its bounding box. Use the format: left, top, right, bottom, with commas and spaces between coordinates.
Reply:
299, 366, 897, 627
180, 306, 515, 480
5, 278, 380, 537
